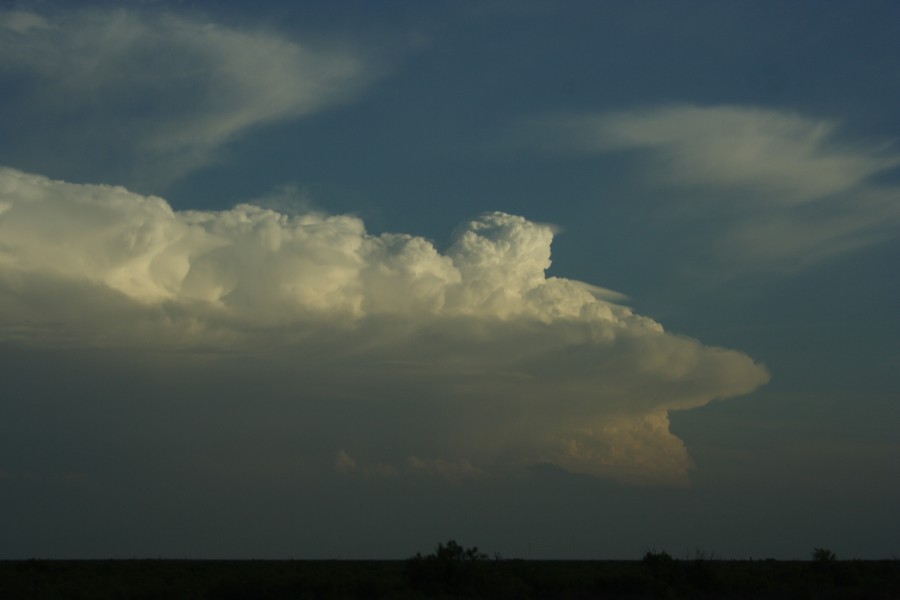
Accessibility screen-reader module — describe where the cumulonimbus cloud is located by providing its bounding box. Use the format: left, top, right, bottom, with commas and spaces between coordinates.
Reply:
0, 8, 372, 182
530, 105, 900, 271
0, 166, 769, 485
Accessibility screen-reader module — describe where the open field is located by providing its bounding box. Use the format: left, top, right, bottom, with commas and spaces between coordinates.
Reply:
2, 557, 899, 599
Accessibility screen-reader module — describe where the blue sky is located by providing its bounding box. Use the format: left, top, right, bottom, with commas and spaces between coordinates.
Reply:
0, 1, 898, 559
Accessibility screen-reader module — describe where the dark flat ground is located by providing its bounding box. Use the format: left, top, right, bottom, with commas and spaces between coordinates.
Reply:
2, 558, 899, 599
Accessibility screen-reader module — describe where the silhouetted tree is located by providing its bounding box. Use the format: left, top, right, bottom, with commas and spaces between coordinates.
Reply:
642, 549, 674, 567
406, 540, 489, 594
812, 547, 837, 562
642, 549, 680, 594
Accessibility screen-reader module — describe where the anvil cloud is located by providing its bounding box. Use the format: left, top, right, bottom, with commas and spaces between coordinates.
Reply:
0, 167, 768, 485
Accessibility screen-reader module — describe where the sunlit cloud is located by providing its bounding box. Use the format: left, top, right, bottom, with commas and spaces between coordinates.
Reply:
0, 10, 52, 33
0, 166, 769, 485
531, 105, 900, 272
0, 8, 373, 182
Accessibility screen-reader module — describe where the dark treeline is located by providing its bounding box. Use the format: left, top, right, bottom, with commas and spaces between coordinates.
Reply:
2, 547, 899, 599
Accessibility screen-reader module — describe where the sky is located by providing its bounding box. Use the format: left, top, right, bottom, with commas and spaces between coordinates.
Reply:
0, 0, 898, 560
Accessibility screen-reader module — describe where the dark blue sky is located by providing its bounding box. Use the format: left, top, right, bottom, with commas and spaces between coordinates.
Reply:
0, 1, 898, 559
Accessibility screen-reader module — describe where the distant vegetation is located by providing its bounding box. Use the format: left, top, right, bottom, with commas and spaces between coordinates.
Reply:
405, 540, 494, 595
1, 545, 898, 599
812, 547, 837, 562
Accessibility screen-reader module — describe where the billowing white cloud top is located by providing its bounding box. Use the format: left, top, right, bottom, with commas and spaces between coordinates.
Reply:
0, 8, 371, 181
0, 167, 769, 485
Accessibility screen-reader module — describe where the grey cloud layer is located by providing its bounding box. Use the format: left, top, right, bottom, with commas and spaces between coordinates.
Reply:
0, 8, 370, 181
0, 167, 769, 484
539, 105, 900, 271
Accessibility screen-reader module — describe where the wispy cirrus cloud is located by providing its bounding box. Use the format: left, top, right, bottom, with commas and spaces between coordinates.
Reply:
531, 105, 900, 272
0, 166, 768, 485
0, 8, 373, 183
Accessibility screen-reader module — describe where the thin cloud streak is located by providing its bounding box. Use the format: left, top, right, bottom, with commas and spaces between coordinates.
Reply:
0, 8, 373, 183
0, 166, 769, 485
531, 105, 900, 272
